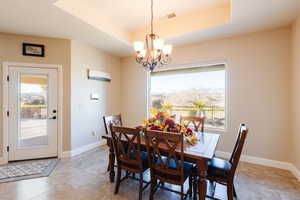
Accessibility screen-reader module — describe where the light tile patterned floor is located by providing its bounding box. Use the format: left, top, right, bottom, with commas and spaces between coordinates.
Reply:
0, 145, 299, 200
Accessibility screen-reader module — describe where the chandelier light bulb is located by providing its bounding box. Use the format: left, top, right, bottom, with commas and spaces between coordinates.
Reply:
139, 49, 146, 58
153, 39, 164, 50
163, 45, 173, 55
133, 41, 144, 52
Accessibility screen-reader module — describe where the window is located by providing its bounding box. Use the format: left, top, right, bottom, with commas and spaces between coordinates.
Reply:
149, 64, 226, 130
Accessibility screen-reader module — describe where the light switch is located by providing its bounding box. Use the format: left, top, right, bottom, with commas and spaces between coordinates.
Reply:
90, 93, 99, 100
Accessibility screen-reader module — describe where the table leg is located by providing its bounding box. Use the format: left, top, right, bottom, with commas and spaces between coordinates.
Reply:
108, 139, 115, 183
197, 159, 208, 200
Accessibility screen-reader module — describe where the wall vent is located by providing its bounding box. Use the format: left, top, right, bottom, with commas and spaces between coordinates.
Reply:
167, 13, 176, 19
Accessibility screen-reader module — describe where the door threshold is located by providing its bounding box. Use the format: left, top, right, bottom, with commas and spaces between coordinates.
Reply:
9, 156, 58, 163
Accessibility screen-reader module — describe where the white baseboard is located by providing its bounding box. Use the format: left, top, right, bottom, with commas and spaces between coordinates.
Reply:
61, 151, 71, 158
290, 164, 300, 181
216, 151, 300, 181
61, 140, 105, 158
0, 157, 6, 165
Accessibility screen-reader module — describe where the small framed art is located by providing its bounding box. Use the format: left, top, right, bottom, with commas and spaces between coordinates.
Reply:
22, 43, 45, 57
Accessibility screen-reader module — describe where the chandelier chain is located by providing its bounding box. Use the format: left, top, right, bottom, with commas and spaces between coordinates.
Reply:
151, 0, 153, 34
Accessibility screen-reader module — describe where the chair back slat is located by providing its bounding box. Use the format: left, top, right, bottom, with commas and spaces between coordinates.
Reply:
229, 124, 249, 176
145, 130, 185, 184
110, 125, 142, 171
229, 125, 243, 163
180, 116, 205, 132
103, 114, 122, 135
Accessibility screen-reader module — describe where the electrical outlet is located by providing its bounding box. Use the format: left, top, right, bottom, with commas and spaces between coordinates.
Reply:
92, 131, 97, 136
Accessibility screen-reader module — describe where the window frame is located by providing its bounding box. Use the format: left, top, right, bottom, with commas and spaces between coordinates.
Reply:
147, 60, 229, 133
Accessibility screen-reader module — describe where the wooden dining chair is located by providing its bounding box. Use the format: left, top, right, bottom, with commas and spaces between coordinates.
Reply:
180, 116, 205, 132
205, 124, 249, 200
110, 125, 150, 200
103, 114, 123, 171
103, 114, 123, 135
144, 130, 194, 200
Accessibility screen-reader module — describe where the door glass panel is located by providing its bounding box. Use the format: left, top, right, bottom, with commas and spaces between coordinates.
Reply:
19, 74, 48, 147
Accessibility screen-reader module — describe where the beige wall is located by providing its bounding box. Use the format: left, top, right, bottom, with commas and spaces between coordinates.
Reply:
0, 33, 71, 154
121, 27, 292, 163
70, 40, 121, 149
292, 16, 300, 170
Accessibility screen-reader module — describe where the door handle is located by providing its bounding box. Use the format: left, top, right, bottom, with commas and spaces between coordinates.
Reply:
48, 116, 57, 120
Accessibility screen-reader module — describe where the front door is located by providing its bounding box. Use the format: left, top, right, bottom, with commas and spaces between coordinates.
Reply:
8, 66, 58, 161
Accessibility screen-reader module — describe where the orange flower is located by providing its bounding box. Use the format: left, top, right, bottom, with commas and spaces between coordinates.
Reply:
163, 104, 173, 111
163, 112, 171, 119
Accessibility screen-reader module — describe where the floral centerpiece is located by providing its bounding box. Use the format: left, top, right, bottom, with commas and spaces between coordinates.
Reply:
141, 105, 198, 145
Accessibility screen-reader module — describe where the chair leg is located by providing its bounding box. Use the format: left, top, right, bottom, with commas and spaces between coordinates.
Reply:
125, 171, 130, 178
208, 180, 216, 197
181, 185, 184, 200
149, 178, 157, 200
193, 177, 198, 200
139, 172, 143, 200
227, 182, 234, 200
233, 184, 237, 198
188, 176, 193, 198
107, 151, 113, 172
107, 140, 115, 172
114, 167, 121, 194
107, 162, 110, 172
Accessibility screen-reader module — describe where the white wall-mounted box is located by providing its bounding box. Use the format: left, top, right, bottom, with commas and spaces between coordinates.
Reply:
88, 70, 111, 81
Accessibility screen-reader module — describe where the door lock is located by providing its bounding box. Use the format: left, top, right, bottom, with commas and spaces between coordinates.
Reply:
48, 116, 57, 120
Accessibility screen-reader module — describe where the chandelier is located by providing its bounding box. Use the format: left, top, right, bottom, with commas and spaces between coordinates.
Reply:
133, 0, 172, 72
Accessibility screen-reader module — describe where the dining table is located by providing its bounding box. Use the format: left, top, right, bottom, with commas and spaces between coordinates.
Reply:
102, 131, 220, 200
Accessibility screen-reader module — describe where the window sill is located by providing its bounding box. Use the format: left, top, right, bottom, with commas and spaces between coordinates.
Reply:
204, 128, 227, 134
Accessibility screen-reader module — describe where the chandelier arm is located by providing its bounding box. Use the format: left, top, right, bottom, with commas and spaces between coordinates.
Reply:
136, 56, 143, 64
161, 57, 167, 65
160, 54, 171, 65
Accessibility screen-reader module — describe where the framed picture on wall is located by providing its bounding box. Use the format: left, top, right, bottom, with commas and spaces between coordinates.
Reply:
22, 43, 45, 57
